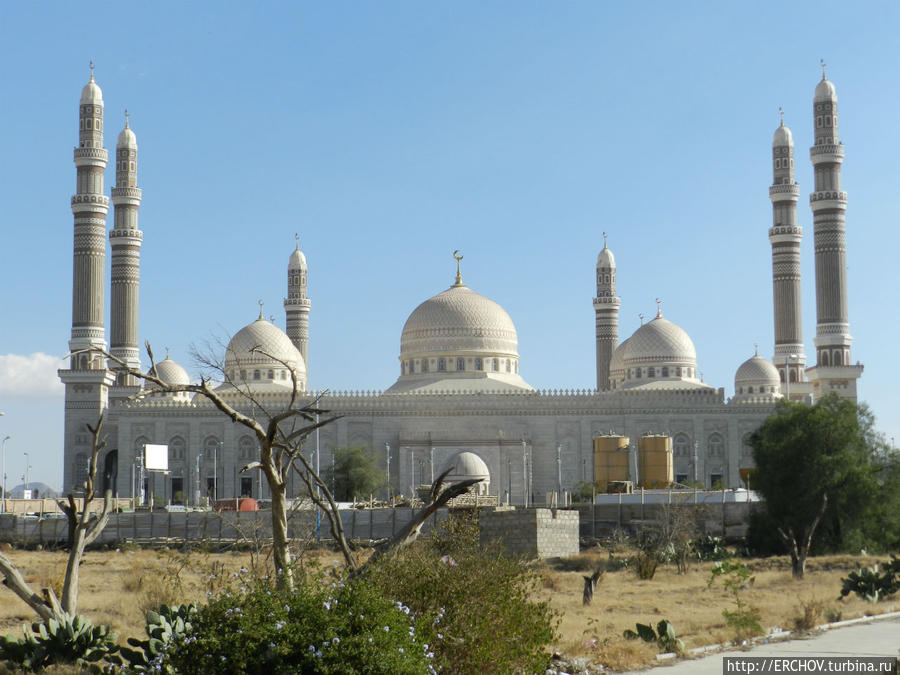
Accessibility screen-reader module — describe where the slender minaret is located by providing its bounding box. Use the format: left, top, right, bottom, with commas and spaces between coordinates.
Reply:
768, 109, 806, 390
593, 233, 620, 390
59, 65, 116, 493
109, 111, 143, 385
807, 62, 863, 400
284, 235, 310, 375
68, 64, 110, 365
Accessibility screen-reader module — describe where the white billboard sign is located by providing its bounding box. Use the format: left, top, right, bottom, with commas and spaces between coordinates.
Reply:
144, 444, 169, 471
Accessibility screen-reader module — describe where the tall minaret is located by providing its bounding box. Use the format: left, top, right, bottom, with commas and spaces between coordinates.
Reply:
807, 63, 863, 401
768, 110, 806, 392
68, 64, 110, 364
109, 111, 143, 385
593, 233, 620, 390
59, 66, 116, 493
284, 235, 310, 376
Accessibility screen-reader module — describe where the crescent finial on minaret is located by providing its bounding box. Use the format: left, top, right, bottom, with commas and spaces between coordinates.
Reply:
453, 249, 464, 285
89, 60, 95, 81
779, 106, 784, 126
295, 232, 300, 250
820, 58, 827, 80
602, 231, 608, 249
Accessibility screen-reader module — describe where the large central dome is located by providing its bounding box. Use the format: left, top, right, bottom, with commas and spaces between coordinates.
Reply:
387, 266, 532, 394
400, 284, 519, 357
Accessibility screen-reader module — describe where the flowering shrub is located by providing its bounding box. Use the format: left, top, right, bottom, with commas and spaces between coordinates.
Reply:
366, 512, 559, 675
159, 575, 432, 674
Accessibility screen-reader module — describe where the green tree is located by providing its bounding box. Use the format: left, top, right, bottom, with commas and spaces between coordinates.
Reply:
324, 446, 385, 501
749, 393, 890, 578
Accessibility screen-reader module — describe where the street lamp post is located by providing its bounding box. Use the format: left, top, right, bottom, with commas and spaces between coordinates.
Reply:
1, 435, 9, 513
195, 452, 203, 507
384, 442, 390, 501
214, 442, 219, 502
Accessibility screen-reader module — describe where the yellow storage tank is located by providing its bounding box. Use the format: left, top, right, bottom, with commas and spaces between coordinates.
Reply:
593, 435, 630, 492
638, 435, 673, 488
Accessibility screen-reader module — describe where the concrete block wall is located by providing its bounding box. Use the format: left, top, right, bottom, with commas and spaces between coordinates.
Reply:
479, 507, 579, 559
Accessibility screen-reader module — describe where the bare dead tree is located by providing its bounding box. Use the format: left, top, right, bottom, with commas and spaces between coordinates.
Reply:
89, 341, 339, 591
0, 416, 112, 622
582, 567, 603, 606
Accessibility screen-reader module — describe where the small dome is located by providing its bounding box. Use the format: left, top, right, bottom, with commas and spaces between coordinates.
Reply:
814, 77, 837, 102
623, 315, 696, 367
733, 353, 782, 403
597, 245, 615, 269
117, 125, 137, 149
400, 283, 518, 358
289, 246, 307, 271
224, 316, 306, 386
81, 77, 103, 105
442, 451, 490, 495
773, 123, 793, 147
735, 354, 780, 384
150, 357, 190, 386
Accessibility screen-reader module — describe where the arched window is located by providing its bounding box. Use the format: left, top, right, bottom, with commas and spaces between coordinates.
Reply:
240, 370, 246, 380
456, 358, 464, 371
475, 358, 483, 371
169, 436, 186, 461
648, 367, 655, 378
673, 433, 690, 457
662, 366, 669, 377
408, 361, 415, 374
253, 370, 261, 380
204, 436, 221, 461
708, 433, 724, 457
833, 351, 842, 366
505, 360, 511, 373
422, 359, 429, 373
747, 386, 754, 394
437, 358, 446, 372
493, 358, 499, 371
267, 369, 274, 379
676, 366, 682, 377
239, 436, 256, 460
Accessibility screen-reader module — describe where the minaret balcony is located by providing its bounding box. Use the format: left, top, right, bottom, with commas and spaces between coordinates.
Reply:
73, 147, 108, 167
809, 192, 847, 212
809, 144, 844, 164
768, 184, 800, 201
593, 296, 621, 308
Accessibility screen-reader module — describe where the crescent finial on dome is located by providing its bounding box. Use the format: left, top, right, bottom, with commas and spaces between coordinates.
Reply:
258, 299, 264, 320
655, 298, 662, 318
453, 250, 464, 286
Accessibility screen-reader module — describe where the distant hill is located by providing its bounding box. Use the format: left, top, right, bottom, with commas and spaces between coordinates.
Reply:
5, 482, 58, 499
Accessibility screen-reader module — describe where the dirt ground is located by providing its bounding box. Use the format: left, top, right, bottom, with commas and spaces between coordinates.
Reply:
0, 545, 895, 672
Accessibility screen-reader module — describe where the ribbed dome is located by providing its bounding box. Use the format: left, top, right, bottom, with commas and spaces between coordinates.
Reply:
400, 283, 518, 358
117, 125, 137, 149
814, 77, 837, 102
597, 245, 616, 268
225, 316, 305, 374
623, 316, 696, 367
289, 242, 307, 270
735, 354, 780, 384
773, 123, 793, 147
150, 357, 190, 386
81, 77, 102, 105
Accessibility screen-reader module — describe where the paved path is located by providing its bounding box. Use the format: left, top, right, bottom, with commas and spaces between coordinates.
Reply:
624, 616, 900, 674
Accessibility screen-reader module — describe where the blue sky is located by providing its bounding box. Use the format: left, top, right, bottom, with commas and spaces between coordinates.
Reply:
1, 1, 899, 490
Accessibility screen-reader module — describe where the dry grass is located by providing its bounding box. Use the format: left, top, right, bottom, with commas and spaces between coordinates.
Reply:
0, 546, 896, 672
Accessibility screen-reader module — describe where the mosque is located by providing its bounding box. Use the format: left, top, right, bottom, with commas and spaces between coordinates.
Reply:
59, 67, 863, 504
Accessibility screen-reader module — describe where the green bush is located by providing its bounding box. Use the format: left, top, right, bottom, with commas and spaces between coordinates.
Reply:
0, 613, 119, 673
708, 560, 763, 641
839, 556, 900, 602
693, 535, 730, 562
623, 619, 684, 654
120, 603, 199, 673
158, 576, 432, 674
366, 512, 559, 675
